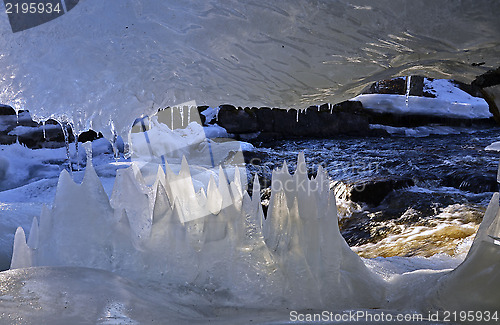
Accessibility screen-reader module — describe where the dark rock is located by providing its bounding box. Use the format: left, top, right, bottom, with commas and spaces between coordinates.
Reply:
0, 134, 16, 145
78, 130, 101, 143
0, 105, 15, 115
362, 76, 426, 97
471, 67, 500, 125
472, 67, 500, 89
342, 177, 415, 206
217, 105, 259, 133
215, 101, 370, 139
441, 170, 497, 193
254, 107, 275, 132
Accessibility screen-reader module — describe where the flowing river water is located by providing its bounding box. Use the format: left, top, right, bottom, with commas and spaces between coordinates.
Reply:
245, 125, 500, 259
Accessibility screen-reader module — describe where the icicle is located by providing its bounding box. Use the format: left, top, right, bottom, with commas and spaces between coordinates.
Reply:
179, 106, 184, 127
296, 108, 300, 123
74, 137, 80, 171
42, 120, 46, 140
112, 130, 119, 161
187, 106, 191, 125
405, 75, 411, 108
206, 175, 223, 215
83, 141, 93, 166
231, 167, 244, 211
59, 121, 72, 173
329, 103, 333, 114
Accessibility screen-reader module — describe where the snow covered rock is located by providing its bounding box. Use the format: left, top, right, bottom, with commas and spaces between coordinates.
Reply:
354, 77, 492, 123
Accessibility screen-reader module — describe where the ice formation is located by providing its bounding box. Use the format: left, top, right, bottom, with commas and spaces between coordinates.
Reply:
1, 0, 500, 140
10, 152, 385, 309
9, 151, 500, 313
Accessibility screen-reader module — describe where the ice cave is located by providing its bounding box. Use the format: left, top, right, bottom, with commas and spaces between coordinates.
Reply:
0, 0, 500, 324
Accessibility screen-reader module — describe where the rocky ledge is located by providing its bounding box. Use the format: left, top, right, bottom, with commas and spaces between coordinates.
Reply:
201, 100, 372, 142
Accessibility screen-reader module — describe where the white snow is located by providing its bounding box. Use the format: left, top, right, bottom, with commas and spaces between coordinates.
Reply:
353, 79, 491, 119
485, 141, 500, 152
203, 124, 230, 138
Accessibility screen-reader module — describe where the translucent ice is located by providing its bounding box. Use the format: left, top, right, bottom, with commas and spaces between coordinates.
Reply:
1, 1, 499, 139
10, 152, 500, 312
10, 152, 387, 309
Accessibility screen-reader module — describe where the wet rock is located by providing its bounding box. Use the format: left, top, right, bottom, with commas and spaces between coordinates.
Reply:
78, 130, 101, 143
0, 134, 16, 145
472, 67, 500, 124
338, 177, 415, 206
472, 67, 500, 89
0, 105, 16, 115
0, 110, 100, 148
442, 170, 497, 193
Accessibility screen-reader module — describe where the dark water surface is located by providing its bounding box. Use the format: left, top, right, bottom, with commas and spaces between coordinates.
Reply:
246, 126, 500, 257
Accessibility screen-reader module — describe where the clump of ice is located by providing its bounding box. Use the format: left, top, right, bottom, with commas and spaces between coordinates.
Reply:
10, 152, 386, 309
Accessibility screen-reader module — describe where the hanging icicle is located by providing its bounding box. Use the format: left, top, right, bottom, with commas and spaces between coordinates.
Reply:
405, 75, 412, 108
59, 121, 72, 173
